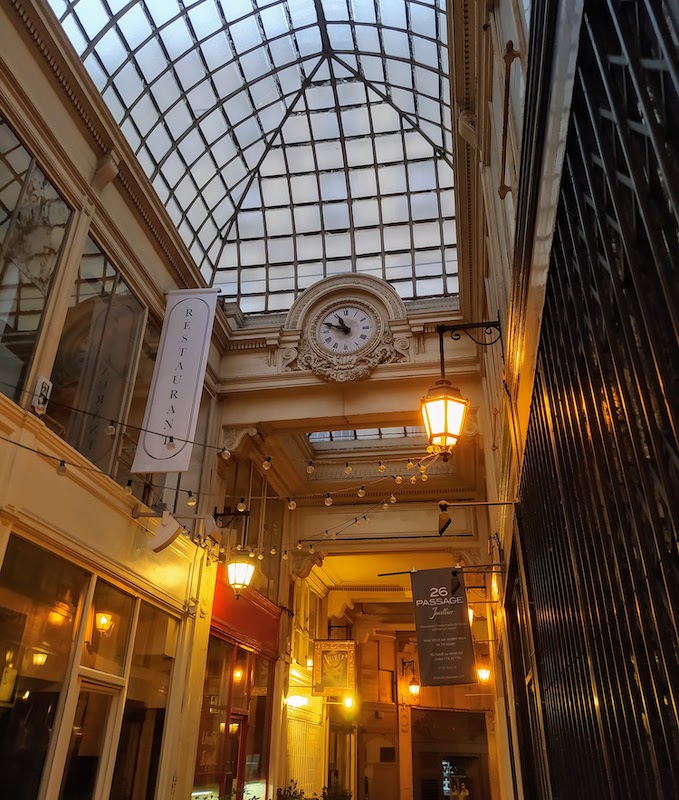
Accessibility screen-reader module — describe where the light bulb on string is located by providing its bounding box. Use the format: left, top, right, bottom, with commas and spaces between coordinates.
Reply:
257, 551, 264, 560
287, 497, 297, 510
124, 479, 133, 495
309, 545, 315, 554
296, 541, 303, 550
236, 543, 242, 551
410, 475, 417, 484
357, 486, 366, 498
56, 460, 67, 477
282, 551, 289, 560
407, 459, 414, 470
262, 456, 272, 471
105, 421, 116, 436
237, 497, 247, 512
343, 462, 353, 475
378, 460, 386, 473
324, 493, 333, 507
394, 475, 403, 485
421, 473, 428, 482
186, 491, 197, 507
427, 445, 435, 454
219, 448, 231, 461
390, 494, 397, 504
248, 550, 255, 558
382, 501, 389, 510
306, 460, 315, 474
270, 547, 276, 555
166, 437, 176, 451
364, 515, 371, 525
419, 463, 426, 473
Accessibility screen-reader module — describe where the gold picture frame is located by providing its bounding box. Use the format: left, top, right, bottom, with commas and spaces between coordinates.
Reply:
311, 639, 356, 696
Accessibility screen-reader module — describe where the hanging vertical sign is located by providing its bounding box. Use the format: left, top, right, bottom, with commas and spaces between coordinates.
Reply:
131, 288, 219, 474
410, 567, 477, 686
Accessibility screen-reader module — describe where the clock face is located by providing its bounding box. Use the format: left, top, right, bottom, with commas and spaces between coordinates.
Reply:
317, 305, 377, 354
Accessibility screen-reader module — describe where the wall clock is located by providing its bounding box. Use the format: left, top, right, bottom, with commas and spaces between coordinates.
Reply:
316, 304, 378, 355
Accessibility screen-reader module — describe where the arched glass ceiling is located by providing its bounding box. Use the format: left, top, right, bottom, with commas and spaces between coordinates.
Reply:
49, 0, 456, 313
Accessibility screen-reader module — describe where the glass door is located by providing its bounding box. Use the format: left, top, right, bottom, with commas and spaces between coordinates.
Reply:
57, 684, 118, 800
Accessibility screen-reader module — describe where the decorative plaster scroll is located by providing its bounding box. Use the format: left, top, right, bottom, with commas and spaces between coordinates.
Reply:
290, 550, 324, 578
294, 331, 405, 382
221, 427, 257, 452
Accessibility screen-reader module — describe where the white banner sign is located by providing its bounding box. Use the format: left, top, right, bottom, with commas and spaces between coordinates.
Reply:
131, 288, 218, 474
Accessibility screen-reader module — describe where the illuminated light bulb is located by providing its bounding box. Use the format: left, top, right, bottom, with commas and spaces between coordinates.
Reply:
237, 498, 247, 512
262, 456, 272, 471
344, 462, 353, 475
287, 497, 297, 510
324, 493, 333, 507
270, 547, 276, 555
357, 486, 366, 497
363, 515, 371, 524
306, 460, 315, 474
306, 657, 313, 668
296, 541, 303, 550
390, 494, 397, 504
407, 459, 414, 469
344, 696, 354, 709
309, 545, 315, 554
426, 445, 435, 454
166, 437, 176, 451
395, 475, 403, 485
220, 448, 231, 461
418, 463, 426, 473
248, 550, 255, 558
235, 543, 242, 551
257, 552, 264, 560
410, 475, 417, 484
421, 473, 429, 482
105, 421, 116, 436
282, 551, 289, 560
382, 501, 389, 510
56, 460, 67, 476
477, 666, 491, 683
32, 652, 48, 666
124, 479, 133, 495
468, 607, 474, 626
186, 491, 197, 507
378, 460, 386, 473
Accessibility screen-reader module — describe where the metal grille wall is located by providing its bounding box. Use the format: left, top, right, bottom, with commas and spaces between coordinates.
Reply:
514, 2, 678, 798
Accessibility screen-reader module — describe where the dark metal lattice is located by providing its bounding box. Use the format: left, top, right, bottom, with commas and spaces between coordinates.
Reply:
512, 1, 679, 797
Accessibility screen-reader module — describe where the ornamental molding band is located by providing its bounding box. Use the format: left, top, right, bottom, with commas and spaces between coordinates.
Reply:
295, 331, 408, 382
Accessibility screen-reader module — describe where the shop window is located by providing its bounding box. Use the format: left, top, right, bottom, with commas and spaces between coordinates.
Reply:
46, 235, 145, 473
0, 115, 72, 403
0, 535, 88, 800
110, 601, 178, 799
193, 638, 273, 800
80, 579, 135, 676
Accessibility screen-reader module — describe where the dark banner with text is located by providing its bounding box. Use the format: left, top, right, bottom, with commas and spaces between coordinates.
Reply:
410, 568, 477, 686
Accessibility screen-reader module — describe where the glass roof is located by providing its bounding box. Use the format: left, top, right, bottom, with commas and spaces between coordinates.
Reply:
49, 0, 456, 313
309, 426, 425, 442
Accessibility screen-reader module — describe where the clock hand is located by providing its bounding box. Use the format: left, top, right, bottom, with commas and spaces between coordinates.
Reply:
322, 322, 341, 330
335, 314, 350, 333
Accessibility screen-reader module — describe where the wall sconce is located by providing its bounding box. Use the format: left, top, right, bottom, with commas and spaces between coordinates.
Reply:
233, 667, 244, 683
226, 556, 255, 599
286, 694, 309, 708
421, 319, 502, 452
95, 612, 115, 635
476, 654, 491, 683
32, 652, 48, 666
402, 659, 421, 697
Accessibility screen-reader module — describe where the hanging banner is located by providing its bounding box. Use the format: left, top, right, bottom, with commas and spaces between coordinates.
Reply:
410, 567, 477, 686
131, 288, 218, 474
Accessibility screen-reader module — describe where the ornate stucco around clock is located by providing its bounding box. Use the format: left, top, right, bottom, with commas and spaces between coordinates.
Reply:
281, 275, 411, 382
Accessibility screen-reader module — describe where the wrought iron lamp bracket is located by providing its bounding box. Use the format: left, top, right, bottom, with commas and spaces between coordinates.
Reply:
435, 316, 503, 378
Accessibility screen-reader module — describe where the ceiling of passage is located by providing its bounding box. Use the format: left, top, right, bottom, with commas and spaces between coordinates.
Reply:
49, 0, 457, 313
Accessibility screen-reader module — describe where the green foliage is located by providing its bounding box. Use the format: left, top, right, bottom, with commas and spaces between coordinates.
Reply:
277, 781, 306, 800
320, 783, 352, 800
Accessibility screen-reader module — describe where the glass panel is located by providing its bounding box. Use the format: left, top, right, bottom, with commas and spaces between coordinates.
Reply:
244, 657, 272, 800
81, 581, 135, 676
0, 115, 71, 401
58, 688, 113, 800
193, 637, 235, 799
110, 603, 177, 800
0, 536, 89, 800
46, 235, 145, 473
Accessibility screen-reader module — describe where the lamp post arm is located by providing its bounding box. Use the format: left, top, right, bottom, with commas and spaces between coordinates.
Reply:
435, 316, 503, 365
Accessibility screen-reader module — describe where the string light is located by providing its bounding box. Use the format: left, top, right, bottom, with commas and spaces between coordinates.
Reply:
186, 491, 197, 507
270, 547, 277, 555
309, 545, 315, 554
287, 497, 297, 510
421, 474, 428, 482
324, 493, 333, 507
344, 462, 353, 475
394, 475, 403, 484
407, 459, 414, 469
237, 498, 247, 512
56, 460, 67, 476
410, 475, 417, 484
105, 421, 116, 436
262, 456, 272, 471
419, 463, 426, 473
357, 486, 365, 497
382, 501, 389, 510
378, 460, 386, 473
306, 460, 315, 474
166, 437, 176, 451
220, 448, 231, 461
124, 479, 133, 495
297, 541, 303, 550
282, 551, 289, 560
390, 494, 397, 504
257, 551, 264, 560
248, 550, 255, 558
